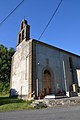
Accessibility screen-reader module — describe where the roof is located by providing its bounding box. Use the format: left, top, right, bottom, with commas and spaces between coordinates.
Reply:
32, 39, 80, 58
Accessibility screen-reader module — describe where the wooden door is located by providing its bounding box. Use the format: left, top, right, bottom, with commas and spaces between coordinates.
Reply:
44, 69, 51, 95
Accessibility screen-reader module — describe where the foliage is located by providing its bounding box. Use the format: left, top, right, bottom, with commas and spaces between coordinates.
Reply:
0, 44, 15, 95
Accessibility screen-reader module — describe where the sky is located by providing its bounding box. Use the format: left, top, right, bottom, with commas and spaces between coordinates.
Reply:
0, 0, 80, 55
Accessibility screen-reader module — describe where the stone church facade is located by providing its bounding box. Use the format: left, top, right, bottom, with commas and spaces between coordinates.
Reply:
10, 19, 80, 99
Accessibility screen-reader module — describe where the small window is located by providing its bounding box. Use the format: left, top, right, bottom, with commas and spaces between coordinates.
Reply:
69, 57, 72, 69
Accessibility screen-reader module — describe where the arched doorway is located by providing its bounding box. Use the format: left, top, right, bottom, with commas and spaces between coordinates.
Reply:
43, 69, 52, 96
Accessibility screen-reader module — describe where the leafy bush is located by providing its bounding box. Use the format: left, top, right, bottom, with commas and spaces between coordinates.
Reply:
0, 82, 3, 93
0, 44, 15, 95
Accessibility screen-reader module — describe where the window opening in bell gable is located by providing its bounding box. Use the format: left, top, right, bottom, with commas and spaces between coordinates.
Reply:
21, 22, 23, 30
27, 25, 30, 39
24, 20, 27, 25
19, 33, 21, 43
22, 30, 24, 40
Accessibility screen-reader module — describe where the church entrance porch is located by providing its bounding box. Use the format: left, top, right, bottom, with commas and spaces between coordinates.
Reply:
38, 69, 52, 99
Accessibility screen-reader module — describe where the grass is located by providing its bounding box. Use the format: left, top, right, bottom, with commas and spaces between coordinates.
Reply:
0, 96, 34, 112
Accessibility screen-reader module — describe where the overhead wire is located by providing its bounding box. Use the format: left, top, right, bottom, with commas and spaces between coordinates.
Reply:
38, 0, 63, 40
0, 0, 25, 26
0, 0, 63, 52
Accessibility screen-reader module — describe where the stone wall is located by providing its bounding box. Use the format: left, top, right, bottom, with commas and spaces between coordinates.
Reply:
44, 97, 80, 107
10, 39, 32, 99
34, 40, 80, 97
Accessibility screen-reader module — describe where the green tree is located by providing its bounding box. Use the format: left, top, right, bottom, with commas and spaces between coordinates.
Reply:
0, 44, 15, 94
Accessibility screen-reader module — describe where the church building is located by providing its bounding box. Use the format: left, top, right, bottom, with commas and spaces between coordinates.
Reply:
10, 19, 80, 99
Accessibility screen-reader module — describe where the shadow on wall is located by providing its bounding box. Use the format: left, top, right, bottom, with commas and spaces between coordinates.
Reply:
10, 88, 18, 98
